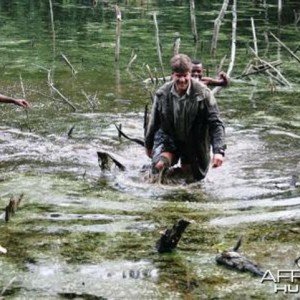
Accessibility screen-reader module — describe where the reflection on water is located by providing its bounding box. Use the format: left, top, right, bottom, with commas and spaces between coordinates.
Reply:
23, 260, 161, 299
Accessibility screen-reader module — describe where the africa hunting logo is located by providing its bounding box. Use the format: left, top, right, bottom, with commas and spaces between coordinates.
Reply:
261, 270, 300, 293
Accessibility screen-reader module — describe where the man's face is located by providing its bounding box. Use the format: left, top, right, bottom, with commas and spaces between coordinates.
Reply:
172, 72, 191, 95
191, 63, 203, 81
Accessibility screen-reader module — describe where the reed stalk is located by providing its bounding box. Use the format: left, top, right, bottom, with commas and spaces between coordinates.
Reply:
19, 74, 31, 132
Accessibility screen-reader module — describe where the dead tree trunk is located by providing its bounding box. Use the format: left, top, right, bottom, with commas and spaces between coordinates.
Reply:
153, 12, 166, 81
251, 17, 258, 55
211, 0, 229, 57
189, 0, 198, 43
212, 0, 236, 96
278, 0, 282, 23
115, 6, 122, 62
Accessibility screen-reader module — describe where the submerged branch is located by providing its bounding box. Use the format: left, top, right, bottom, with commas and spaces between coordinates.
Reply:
269, 31, 300, 64
48, 84, 77, 111
0, 277, 16, 296
81, 89, 96, 112
114, 123, 144, 146
249, 46, 292, 87
61, 52, 77, 76
47, 71, 77, 111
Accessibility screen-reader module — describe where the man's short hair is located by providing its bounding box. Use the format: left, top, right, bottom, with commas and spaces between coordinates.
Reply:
170, 54, 192, 73
191, 59, 202, 65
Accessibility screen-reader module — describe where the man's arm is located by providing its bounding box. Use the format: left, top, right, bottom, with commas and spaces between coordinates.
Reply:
201, 71, 229, 87
205, 90, 226, 167
0, 94, 30, 108
144, 96, 160, 157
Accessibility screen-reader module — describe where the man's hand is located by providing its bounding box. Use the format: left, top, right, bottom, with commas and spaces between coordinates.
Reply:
13, 99, 30, 108
218, 71, 229, 86
212, 153, 224, 168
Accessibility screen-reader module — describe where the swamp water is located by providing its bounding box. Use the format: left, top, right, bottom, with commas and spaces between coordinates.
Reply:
0, 0, 300, 299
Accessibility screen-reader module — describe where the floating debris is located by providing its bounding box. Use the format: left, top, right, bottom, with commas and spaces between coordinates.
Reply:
58, 292, 107, 300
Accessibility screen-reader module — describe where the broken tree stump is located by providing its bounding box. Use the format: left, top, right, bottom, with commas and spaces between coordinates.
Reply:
4, 193, 24, 222
97, 150, 126, 171
156, 219, 191, 253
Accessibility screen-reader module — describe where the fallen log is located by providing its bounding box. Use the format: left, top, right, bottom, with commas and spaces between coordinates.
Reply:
215, 237, 264, 277
156, 219, 191, 253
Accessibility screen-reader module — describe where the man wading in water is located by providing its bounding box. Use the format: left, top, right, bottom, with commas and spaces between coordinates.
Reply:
144, 54, 226, 182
